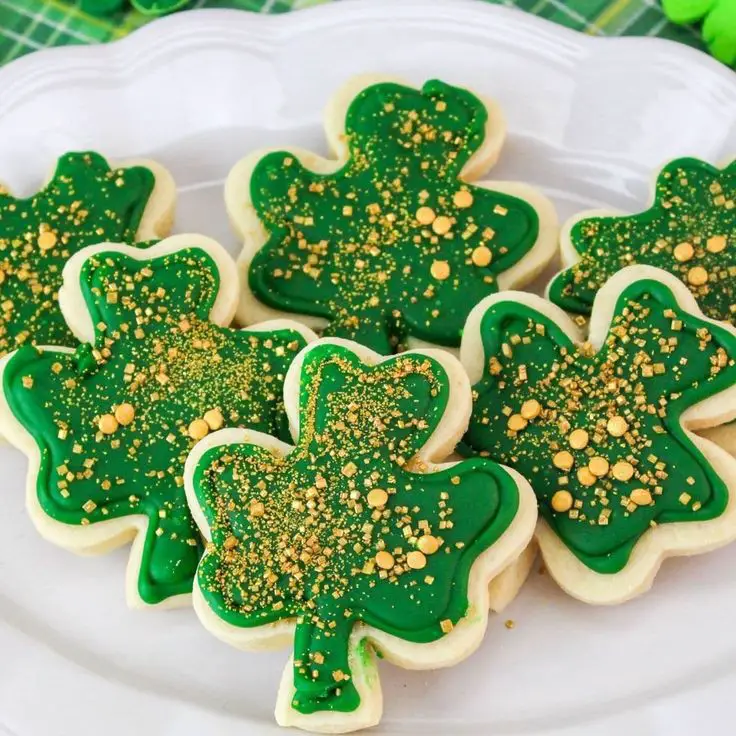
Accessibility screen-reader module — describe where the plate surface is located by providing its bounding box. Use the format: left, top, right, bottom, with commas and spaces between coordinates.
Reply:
0, 2, 735, 734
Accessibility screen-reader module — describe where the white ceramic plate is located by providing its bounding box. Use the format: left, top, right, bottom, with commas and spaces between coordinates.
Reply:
0, 2, 735, 734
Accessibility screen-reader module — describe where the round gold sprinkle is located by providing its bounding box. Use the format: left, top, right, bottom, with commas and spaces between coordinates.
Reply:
568, 428, 589, 450
375, 551, 395, 570
37, 231, 57, 251
687, 266, 708, 286
507, 413, 528, 432
416, 206, 436, 225
588, 456, 610, 477
406, 550, 427, 569
707, 235, 727, 253
551, 490, 573, 513
453, 190, 474, 208
673, 241, 694, 262
188, 418, 210, 441
418, 535, 440, 555
630, 488, 652, 506
612, 460, 634, 481
520, 399, 541, 420
607, 416, 628, 437
367, 488, 389, 508
432, 215, 452, 235
430, 260, 451, 280
553, 450, 574, 471
471, 245, 492, 267
577, 467, 597, 487
98, 414, 119, 435
114, 403, 135, 426
204, 408, 224, 431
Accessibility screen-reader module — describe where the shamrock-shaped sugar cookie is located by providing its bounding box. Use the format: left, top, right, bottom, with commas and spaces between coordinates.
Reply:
226, 75, 557, 354
548, 158, 734, 326
0, 236, 314, 607
185, 340, 537, 733
0, 151, 175, 361
461, 266, 736, 604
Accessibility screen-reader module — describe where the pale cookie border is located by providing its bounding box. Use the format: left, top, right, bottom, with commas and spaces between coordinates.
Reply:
225, 73, 558, 346
461, 264, 736, 605
0, 235, 317, 610
184, 337, 538, 734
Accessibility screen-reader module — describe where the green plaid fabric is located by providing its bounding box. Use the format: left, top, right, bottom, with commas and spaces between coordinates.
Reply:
0, 0, 706, 67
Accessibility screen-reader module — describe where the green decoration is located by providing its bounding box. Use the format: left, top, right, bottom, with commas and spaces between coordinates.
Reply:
663, 0, 736, 66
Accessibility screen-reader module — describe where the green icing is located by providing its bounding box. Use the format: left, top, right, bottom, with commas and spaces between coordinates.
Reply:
192, 344, 520, 714
2, 247, 307, 605
461, 280, 736, 574
549, 158, 735, 326
0, 151, 157, 358
248, 79, 540, 354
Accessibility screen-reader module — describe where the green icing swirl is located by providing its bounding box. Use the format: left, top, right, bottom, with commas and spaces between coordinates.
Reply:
248, 80, 540, 354
192, 344, 520, 714
549, 158, 735, 325
461, 280, 736, 574
0, 151, 157, 358
2, 247, 307, 605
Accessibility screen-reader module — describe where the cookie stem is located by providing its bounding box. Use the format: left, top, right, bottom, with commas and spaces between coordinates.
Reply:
291, 612, 361, 714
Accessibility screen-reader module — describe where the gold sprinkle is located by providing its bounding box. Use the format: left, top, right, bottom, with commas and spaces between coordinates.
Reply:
342, 462, 358, 477
203, 408, 224, 431
82, 500, 97, 514
507, 413, 528, 432
679, 492, 692, 505
520, 399, 541, 420
471, 245, 492, 267
432, 215, 452, 235
406, 550, 427, 569
249, 501, 265, 517
430, 260, 451, 280
98, 414, 119, 435
551, 490, 573, 513
687, 266, 708, 286
612, 461, 634, 481
37, 231, 57, 250
630, 488, 652, 506
418, 535, 440, 555
440, 619, 454, 634
375, 551, 395, 570
707, 235, 726, 253
188, 419, 210, 441
366, 488, 389, 508
588, 456, 610, 477
607, 416, 628, 437
568, 428, 589, 450
553, 450, 574, 471
453, 190, 474, 208
673, 241, 694, 262
416, 206, 436, 225
114, 403, 135, 426
577, 467, 597, 487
